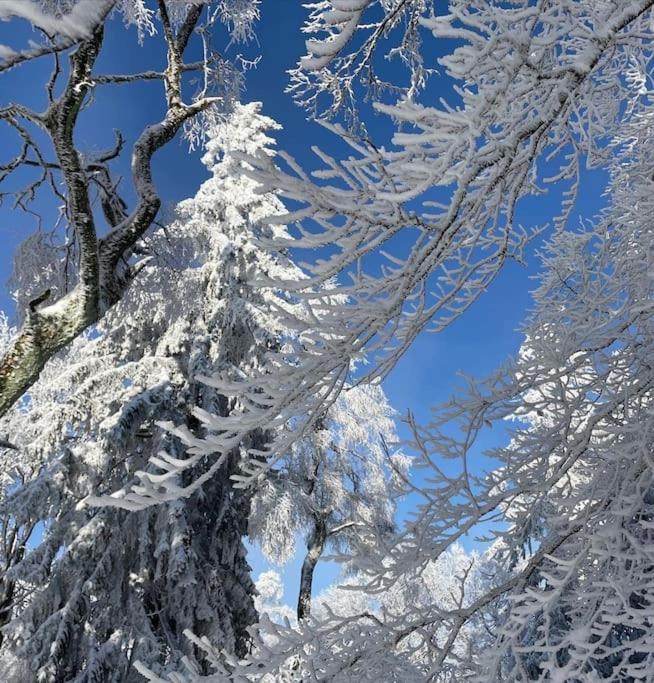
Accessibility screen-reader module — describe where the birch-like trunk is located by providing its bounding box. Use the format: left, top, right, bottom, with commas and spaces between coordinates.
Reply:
0, 3, 215, 418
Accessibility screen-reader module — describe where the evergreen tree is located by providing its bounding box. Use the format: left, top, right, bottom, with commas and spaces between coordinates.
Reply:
0, 102, 300, 681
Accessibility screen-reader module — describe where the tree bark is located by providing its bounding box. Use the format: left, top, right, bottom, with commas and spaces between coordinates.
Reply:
297, 515, 327, 621
0, 6, 217, 417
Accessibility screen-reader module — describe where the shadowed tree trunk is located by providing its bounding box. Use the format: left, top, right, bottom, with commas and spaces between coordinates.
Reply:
297, 515, 327, 621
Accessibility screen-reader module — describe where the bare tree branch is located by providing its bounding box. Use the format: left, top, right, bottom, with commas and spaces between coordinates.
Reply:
0, 2, 220, 417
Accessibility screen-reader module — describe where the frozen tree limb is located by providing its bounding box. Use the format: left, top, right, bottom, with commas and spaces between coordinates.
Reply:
291, 0, 433, 126
0, 2, 226, 417
0, 0, 116, 72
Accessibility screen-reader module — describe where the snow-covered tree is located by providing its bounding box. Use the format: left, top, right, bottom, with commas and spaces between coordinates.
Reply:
0, 0, 261, 416
116, 2, 654, 680
253, 571, 295, 627
249, 381, 409, 620
112, 1, 654, 512
0, 102, 304, 680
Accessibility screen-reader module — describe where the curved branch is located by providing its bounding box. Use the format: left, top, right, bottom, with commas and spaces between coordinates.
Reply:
0, 4, 214, 417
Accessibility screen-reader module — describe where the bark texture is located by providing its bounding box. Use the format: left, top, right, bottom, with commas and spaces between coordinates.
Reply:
297, 516, 328, 621
0, 3, 217, 417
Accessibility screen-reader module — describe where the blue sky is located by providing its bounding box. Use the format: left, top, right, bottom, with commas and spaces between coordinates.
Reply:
0, 3, 610, 611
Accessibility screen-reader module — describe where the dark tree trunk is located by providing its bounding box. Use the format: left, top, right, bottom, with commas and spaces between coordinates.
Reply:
297, 516, 327, 621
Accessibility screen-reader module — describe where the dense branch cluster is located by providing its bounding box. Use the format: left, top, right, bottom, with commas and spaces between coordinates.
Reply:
290, 0, 433, 126
0, 1, 654, 681
130, 1, 654, 680
116, 0, 654, 507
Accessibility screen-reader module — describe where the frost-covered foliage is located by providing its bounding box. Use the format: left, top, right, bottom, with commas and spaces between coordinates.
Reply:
0, 1, 113, 47
138, 544, 499, 682
4, 1, 654, 680
230, 99, 654, 679
300, 544, 500, 682
253, 0, 654, 395
120, 2, 654, 681
116, 1, 654, 511
250, 381, 408, 619
0, 103, 302, 681
354, 196, 654, 677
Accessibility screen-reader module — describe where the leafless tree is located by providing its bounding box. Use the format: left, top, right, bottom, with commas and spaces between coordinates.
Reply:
0, 0, 249, 416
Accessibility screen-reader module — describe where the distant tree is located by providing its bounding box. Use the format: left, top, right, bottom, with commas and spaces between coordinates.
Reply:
253, 570, 295, 627
249, 381, 408, 621
304, 544, 501, 682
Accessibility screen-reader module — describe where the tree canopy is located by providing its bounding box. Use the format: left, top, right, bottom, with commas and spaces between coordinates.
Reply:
1, 1, 654, 682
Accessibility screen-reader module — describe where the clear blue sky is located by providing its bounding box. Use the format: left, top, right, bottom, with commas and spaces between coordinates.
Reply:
0, 3, 609, 609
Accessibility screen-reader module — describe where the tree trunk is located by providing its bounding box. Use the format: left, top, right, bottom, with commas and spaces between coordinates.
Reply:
297, 516, 327, 621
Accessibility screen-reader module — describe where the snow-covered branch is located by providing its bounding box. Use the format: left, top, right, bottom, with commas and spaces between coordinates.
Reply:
0, 1, 254, 416
292, 0, 433, 125
119, 0, 654, 508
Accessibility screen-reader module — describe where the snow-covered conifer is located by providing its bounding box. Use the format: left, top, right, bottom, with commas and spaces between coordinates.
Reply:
0, 102, 301, 680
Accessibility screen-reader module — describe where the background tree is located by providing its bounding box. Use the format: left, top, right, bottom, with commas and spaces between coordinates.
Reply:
249, 381, 409, 621
253, 570, 296, 627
